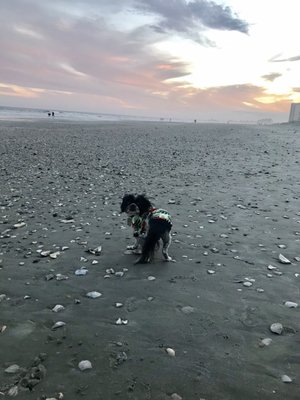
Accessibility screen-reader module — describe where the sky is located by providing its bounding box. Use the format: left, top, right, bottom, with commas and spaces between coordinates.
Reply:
0, 0, 299, 122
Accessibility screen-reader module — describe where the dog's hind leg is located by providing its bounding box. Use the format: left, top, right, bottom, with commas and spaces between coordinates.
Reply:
161, 231, 174, 262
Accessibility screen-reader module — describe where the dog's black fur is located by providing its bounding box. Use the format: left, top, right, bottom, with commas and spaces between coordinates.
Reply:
120, 194, 173, 263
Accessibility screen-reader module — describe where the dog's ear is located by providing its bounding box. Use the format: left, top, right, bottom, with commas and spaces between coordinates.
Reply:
120, 193, 136, 212
135, 194, 152, 215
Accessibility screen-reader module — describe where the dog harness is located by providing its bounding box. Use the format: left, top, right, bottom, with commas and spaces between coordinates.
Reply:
140, 207, 172, 233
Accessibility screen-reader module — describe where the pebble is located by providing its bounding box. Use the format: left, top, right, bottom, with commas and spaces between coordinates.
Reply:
207, 270, 215, 274
115, 318, 128, 325
75, 268, 88, 276
166, 347, 176, 357
281, 374, 293, 383
4, 364, 20, 374
270, 322, 283, 335
243, 281, 252, 287
147, 276, 156, 281
86, 291, 102, 299
181, 306, 195, 314
278, 254, 291, 264
51, 321, 66, 330
52, 304, 65, 312
259, 338, 272, 347
284, 301, 298, 308
78, 360, 92, 371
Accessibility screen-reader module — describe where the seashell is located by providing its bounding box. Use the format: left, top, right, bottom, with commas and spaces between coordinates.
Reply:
40, 250, 51, 257
52, 304, 65, 313
243, 281, 252, 287
115, 271, 124, 277
1, 324, 7, 333
78, 360, 92, 371
207, 270, 215, 274
277, 244, 287, 249
7, 385, 18, 396
56, 274, 68, 280
116, 318, 122, 325
86, 291, 102, 299
13, 222, 26, 228
278, 254, 291, 264
50, 251, 60, 259
171, 394, 183, 400
270, 322, 283, 335
60, 219, 75, 224
5, 364, 20, 374
91, 260, 98, 264
267, 265, 277, 270
259, 338, 272, 347
51, 321, 66, 330
281, 374, 292, 383
86, 246, 102, 255
115, 303, 123, 308
147, 276, 156, 281
61, 246, 69, 251
75, 268, 88, 276
256, 288, 264, 293
181, 306, 195, 314
166, 347, 176, 357
294, 257, 300, 262
168, 199, 176, 204
284, 301, 298, 308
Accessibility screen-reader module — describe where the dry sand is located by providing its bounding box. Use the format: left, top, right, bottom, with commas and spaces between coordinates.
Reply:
0, 120, 299, 400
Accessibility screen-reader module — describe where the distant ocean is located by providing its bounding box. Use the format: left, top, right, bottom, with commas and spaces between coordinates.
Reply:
0, 106, 183, 123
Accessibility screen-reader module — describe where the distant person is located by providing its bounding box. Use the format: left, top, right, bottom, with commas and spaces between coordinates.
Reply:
52, 111, 55, 117
194, 119, 197, 123
48, 112, 51, 117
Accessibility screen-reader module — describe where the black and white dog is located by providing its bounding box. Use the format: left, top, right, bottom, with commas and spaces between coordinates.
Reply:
120, 194, 174, 263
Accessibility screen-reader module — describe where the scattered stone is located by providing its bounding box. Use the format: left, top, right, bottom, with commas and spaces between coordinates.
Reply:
115, 318, 128, 325
86, 246, 102, 255
147, 276, 156, 281
281, 375, 292, 383
78, 360, 92, 371
278, 254, 291, 264
166, 348, 175, 357
259, 338, 272, 347
52, 304, 65, 313
284, 301, 298, 308
75, 268, 88, 276
243, 281, 252, 287
5, 364, 21, 374
86, 291, 102, 299
270, 322, 283, 335
51, 321, 66, 330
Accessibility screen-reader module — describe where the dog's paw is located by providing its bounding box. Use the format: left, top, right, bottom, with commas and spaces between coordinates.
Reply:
126, 245, 137, 250
164, 257, 176, 262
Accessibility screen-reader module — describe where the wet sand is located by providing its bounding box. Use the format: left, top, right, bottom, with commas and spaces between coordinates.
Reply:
0, 120, 299, 399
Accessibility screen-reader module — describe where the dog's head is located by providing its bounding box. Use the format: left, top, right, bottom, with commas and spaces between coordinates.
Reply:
120, 194, 136, 213
120, 193, 152, 216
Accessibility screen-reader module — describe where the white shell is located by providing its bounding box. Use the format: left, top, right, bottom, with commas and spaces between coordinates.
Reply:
5, 364, 20, 374
52, 304, 65, 313
41, 250, 51, 257
278, 254, 291, 264
207, 270, 216, 274
260, 338, 272, 347
267, 265, 277, 270
270, 322, 283, 334
166, 347, 176, 357
243, 281, 252, 287
13, 222, 26, 228
115, 303, 123, 308
78, 360, 92, 371
281, 374, 292, 383
51, 321, 66, 330
75, 268, 88, 276
147, 276, 156, 281
284, 301, 298, 308
50, 251, 60, 259
86, 291, 102, 298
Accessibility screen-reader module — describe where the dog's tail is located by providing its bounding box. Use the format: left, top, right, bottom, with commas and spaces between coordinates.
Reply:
137, 219, 171, 263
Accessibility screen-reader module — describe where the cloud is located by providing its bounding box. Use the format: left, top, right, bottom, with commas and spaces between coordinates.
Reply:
133, 0, 249, 43
270, 54, 300, 63
261, 72, 282, 82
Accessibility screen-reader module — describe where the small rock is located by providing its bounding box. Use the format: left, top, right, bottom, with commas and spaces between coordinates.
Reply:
52, 304, 65, 313
259, 338, 272, 347
243, 281, 252, 287
278, 254, 291, 264
86, 291, 102, 299
270, 322, 283, 335
281, 374, 292, 383
78, 360, 92, 371
284, 301, 298, 308
5, 364, 20, 374
166, 348, 175, 357
51, 321, 66, 330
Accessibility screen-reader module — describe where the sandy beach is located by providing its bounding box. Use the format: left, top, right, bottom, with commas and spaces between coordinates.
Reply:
0, 120, 299, 400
